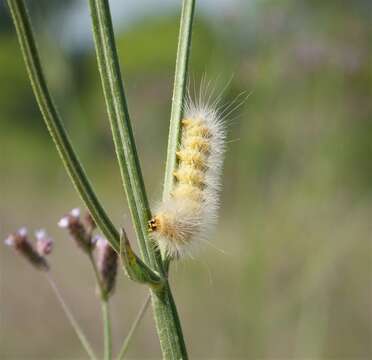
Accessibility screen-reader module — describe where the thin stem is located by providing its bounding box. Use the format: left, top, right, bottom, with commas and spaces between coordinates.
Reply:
163, 0, 196, 200
116, 294, 151, 360
88, 0, 162, 271
88, 253, 113, 360
88, 252, 105, 296
45, 273, 97, 360
102, 300, 112, 360
6, 0, 120, 251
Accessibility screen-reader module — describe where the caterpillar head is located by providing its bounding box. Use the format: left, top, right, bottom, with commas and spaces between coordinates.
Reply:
148, 218, 159, 232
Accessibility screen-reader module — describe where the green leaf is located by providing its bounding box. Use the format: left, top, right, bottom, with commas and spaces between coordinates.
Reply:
120, 229, 163, 289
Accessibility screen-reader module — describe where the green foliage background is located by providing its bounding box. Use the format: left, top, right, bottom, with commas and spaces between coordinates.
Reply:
1, 1, 371, 358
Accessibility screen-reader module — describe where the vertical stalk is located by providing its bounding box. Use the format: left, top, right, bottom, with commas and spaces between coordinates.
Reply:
87, 1, 188, 358
154, 1, 196, 355
89, 253, 113, 360
102, 301, 112, 360
88, 0, 160, 269
163, 0, 196, 199
151, 286, 188, 359
6, 0, 120, 251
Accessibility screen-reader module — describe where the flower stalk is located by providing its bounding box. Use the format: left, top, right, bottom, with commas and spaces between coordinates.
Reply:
117, 294, 151, 360
5, 227, 97, 360
88, 245, 114, 360
46, 273, 98, 360
101, 299, 112, 360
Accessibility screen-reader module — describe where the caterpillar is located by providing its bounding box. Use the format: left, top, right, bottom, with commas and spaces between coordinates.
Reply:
149, 85, 230, 258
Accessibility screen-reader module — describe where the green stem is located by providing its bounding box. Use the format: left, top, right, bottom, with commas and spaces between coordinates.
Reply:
88, 0, 161, 270
45, 273, 97, 360
152, 1, 196, 355
163, 0, 196, 200
88, 1, 190, 358
6, 0, 120, 251
88, 253, 112, 360
89, 252, 105, 296
116, 294, 151, 360
151, 286, 188, 359
102, 300, 112, 360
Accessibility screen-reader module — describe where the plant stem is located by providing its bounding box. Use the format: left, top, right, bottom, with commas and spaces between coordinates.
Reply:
116, 294, 151, 360
151, 2, 196, 355
88, 253, 113, 360
151, 285, 188, 359
88, 0, 161, 269
163, 0, 196, 200
6, 0, 120, 251
45, 273, 97, 360
89, 252, 105, 295
87, 2, 188, 357
102, 300, 112, 360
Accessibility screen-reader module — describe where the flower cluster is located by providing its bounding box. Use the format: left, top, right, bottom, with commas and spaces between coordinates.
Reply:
96, 236, 118, 297
5, 227, 51, 271
58, 208, 118, 299
58, 208, 96, 253
5, 208, 118, 299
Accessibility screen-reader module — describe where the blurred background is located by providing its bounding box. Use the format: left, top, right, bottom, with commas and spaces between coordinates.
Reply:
1, 0, 371, 358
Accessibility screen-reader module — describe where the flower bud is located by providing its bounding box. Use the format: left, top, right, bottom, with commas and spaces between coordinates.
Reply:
96, 236, 118, 298
58, 208, 93, 253
35, 229, 53, 256
5, 228, 49, 271
83, 212, 96, 234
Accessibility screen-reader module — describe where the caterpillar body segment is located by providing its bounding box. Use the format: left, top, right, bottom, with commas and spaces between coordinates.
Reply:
150, 97, 226, 258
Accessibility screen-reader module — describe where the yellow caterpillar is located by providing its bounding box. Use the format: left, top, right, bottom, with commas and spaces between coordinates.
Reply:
149, 91, 226, 258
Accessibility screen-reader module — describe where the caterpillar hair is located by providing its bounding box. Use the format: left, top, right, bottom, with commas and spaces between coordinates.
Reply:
150, 79, 244, 258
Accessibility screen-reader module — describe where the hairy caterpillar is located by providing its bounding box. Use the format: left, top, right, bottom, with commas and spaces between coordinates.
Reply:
149, 83, 235, 258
